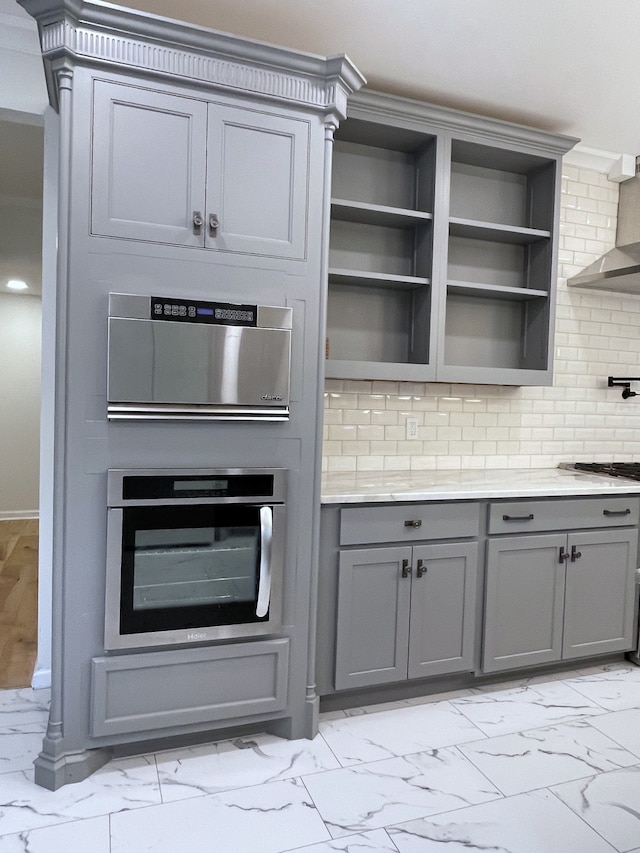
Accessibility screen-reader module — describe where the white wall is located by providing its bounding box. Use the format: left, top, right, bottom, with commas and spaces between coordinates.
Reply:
322, 165, 640, 472
0, 291, 41, 516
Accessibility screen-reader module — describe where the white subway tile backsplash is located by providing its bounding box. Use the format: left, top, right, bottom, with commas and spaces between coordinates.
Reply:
322, 165, 640, 472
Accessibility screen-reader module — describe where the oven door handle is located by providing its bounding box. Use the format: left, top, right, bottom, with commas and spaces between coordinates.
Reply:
256, 505, 273, 617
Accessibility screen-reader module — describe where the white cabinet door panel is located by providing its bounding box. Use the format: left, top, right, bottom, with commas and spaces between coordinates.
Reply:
206, 104, 309, 259
91, 81, 207, 246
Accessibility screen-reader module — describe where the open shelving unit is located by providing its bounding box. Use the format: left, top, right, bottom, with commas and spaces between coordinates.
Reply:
326, 117, 437, 381
325, 90, 577, 386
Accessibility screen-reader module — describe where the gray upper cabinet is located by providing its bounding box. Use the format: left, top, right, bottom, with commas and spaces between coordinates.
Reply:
91, 80, 309, 260
326, 118, 437, 381
325, 90, 577, 386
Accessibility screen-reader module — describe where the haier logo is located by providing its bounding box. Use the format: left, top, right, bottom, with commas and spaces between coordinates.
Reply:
261, 393, 284, 401
187, 631, 208, 641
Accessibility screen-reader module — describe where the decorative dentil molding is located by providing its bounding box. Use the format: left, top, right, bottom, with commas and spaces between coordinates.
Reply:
18, 1, 364, 119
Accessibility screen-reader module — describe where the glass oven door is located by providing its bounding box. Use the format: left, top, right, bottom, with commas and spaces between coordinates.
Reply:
105, 501, 283, 649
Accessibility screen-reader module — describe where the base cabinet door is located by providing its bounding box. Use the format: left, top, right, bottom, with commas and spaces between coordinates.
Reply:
563, 528, 638, 659
483, 534, 566, 673
408, 541, 478, 678
335, 547, 412, 690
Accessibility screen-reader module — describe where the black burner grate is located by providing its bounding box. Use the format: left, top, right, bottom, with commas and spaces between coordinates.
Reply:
573, 462, 640, 481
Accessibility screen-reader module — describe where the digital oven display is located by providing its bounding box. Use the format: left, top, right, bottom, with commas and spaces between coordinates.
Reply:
151, 297, 258, 327
173, 479, 229, 497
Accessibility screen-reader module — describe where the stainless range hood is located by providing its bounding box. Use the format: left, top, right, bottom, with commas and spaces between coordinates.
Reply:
568, 161, 640, 293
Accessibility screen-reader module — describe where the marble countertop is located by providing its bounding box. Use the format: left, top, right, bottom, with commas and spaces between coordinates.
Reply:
321, 467, 640, 504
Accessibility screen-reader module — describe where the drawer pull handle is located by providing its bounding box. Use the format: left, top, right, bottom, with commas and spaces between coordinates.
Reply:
503, 513, 534, 522
416, 559, 428, 578
404, 519, 423, 529
401, 559, 411, 578
570, 545, 582, 561
603, 508, 631, 517
559, 546, 569, 563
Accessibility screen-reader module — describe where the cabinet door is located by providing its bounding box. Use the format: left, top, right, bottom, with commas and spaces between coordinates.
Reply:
483, 534, 566, 673
408, 541, 478, 679
335, 547, 412, 690
91, 81, 208, 246
205, 103, 309, 259
563, 529, 639, 659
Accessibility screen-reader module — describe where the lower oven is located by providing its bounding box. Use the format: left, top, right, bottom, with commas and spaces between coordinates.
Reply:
104, 468, 286, 650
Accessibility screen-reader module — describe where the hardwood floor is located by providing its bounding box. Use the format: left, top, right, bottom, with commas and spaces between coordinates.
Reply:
0, 519, 38, 689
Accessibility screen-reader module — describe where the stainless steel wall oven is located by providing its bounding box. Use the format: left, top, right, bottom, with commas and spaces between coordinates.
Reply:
105, 468, 286, 650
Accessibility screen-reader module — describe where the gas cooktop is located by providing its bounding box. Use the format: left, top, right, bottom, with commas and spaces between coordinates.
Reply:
572, 462, 640, 481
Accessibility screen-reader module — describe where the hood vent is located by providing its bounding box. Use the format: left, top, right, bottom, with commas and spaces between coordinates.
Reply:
568, 158, 640, 293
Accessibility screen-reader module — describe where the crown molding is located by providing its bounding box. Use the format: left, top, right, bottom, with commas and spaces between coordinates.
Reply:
347, 89, 579, 157
18, 0, 365, 118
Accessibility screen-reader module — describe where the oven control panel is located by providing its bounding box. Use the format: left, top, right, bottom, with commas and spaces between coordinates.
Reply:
151, 297, 257, 327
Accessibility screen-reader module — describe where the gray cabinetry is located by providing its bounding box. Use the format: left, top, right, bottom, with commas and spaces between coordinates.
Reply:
325, 90, 577, 385
91, 80, 309, 259
322, 502, 480, 692
483, 533, 566, 673
483, 497, 640, 673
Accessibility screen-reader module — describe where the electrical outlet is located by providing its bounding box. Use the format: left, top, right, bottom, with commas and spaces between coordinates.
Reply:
406, 417, 419, 440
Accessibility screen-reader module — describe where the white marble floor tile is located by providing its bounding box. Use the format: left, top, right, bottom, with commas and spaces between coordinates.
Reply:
156, 732, 341, 802
0, 690, 49, 729
110, 777, 329, 853
552, 764, 640, 852
459, 718, 638, 796
319, 700, 485, 766
565, 665, 640, 711
588, 708, 640, 758
0, 815, 110, 852
302, 746, 502, 838
285, 829, 398, 852
0, 755, 160, 838
450, 679, 606, 737
386, 788, 617, 852
0, 725, 44, 774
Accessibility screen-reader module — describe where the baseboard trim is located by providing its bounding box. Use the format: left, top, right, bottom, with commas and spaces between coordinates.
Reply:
31, 669, 52, 690
0, 510, 39, 521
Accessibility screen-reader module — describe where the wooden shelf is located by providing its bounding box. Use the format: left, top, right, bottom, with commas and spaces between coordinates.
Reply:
329, 268, 430, 288
449, 217, 551, 244
331, 198, 433, 227
447, 280, 549, 301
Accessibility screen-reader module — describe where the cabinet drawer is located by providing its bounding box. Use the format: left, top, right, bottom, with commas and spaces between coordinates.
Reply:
488, 497, 640, 534
340, 502, 480, 545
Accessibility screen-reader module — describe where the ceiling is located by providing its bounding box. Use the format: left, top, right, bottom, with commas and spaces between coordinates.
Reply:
103, 0, 640, 156
4, 0, 640, 295
3, 0, 640, 155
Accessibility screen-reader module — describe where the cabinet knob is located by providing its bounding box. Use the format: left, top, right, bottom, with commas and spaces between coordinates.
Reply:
401, 559, 411, 578
570, 545, 582, 561
559, 546, 569, 563
193, 211, 204, 232
416, 559, 428, 578
209, 213, 220, 236
404, 519, 422, 529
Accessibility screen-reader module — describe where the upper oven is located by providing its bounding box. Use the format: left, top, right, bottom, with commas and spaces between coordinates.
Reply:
107, 293, 292, 422
104, 468, 286, 650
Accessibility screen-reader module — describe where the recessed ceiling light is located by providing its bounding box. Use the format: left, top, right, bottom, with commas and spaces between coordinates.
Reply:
6, 280, 28, 291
